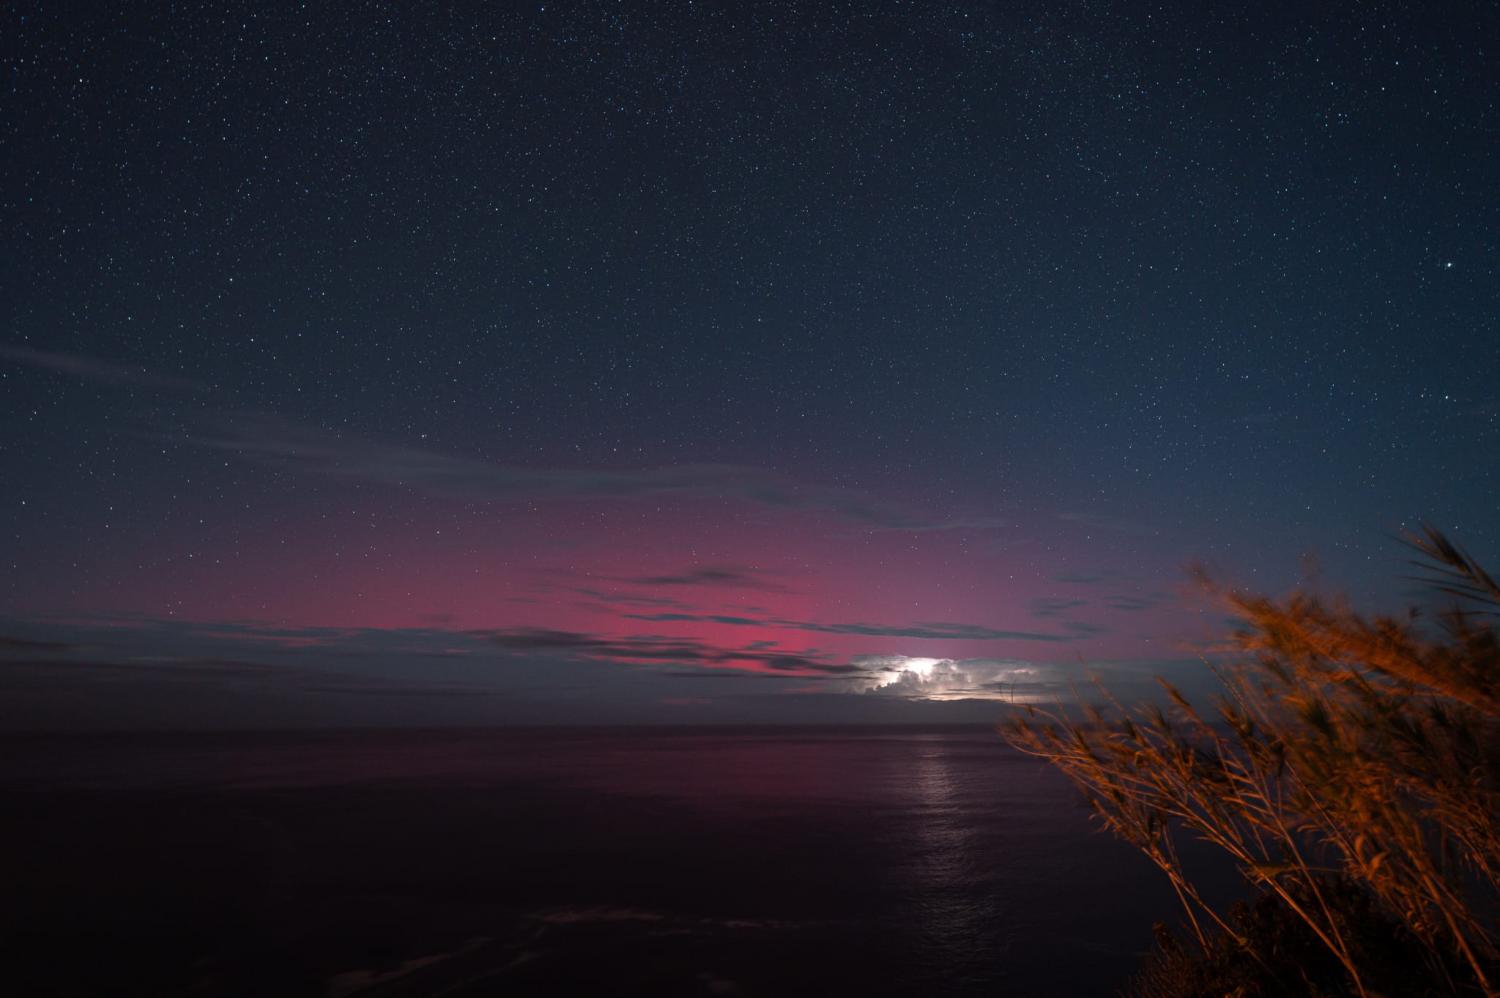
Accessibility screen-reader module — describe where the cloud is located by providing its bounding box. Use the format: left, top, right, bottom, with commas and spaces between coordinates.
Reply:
1058, 511, 1157, 536
0, 634, 76, 654
473, 627, 861, 676
658, 670, 759, 679
182, 412, 967, 528
0, 344, 206, 392
0, 618, 491, 674
851, 655, 1056, 701
1103, 592, 1173, 612
10, 616, 863, 686
850, 654, 1220, 704
1029, 597, 1087, 618
0, 655, 276, 681
0, 615, 1230, 729
798, 620, 1071, 641
619, 566, 786, 591
302, 683, 507, 698
621, 612, 1074, 642
622, 613, 764, 626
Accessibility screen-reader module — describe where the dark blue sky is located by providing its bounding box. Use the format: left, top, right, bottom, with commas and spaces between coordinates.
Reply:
2, 1, 1496, 727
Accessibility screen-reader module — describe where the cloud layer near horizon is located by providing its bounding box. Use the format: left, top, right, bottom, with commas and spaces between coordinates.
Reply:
0, 613, 1227, 730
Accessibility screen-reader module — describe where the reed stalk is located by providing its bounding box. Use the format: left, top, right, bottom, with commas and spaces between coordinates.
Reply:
1005, 528, 1500, 996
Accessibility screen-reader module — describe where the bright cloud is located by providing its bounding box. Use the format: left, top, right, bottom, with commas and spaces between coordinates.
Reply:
850, 655, 1052, 702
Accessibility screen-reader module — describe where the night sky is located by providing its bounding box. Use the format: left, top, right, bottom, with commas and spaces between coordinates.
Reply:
2, 1, 1497, 727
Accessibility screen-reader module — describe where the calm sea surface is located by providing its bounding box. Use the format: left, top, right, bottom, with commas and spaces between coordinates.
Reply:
0, 726, 1240, 996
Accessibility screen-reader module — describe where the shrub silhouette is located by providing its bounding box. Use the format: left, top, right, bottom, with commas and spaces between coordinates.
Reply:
1004, 528, 1500, 996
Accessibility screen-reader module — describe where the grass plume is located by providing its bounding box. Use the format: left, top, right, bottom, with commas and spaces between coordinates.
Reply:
1004, 527, 1500, 996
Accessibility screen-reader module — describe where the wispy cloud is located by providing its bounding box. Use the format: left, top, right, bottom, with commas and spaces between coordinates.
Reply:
0, 344, 205, 392
301, 683, 507, 698
183, 412, 969, 528
620, 611, 1075, 642
1103, 591, 1173, 612
0, 654, 276, 681
1058, 511, 1158, 536
1029, 597, 1087, 619
618, 565, 786, 591
0, 634, 76, 653
797, 620, 1072, 641
474, 627, 860, 676
624, 613, 765, 626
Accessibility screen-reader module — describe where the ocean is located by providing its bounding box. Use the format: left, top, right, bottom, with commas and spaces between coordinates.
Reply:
0, 726, 1241, 996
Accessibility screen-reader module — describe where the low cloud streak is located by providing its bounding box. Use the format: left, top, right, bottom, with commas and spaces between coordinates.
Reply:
621, 612, 1074, 643
474, 627, 861, 676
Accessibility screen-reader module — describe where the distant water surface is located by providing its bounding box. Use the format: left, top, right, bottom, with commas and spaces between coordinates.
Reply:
0, 726, 1241, 996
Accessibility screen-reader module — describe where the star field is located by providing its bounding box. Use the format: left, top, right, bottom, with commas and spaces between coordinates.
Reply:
2, 1, 1497, 725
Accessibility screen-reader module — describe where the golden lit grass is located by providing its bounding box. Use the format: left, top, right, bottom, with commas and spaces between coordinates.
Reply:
1004, 528, 1500, 997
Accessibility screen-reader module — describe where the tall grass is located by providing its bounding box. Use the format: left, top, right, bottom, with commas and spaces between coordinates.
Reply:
1004, 528, 1500, 996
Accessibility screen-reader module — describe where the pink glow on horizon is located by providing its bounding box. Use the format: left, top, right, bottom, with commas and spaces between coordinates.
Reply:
28, 494, 1202, 676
